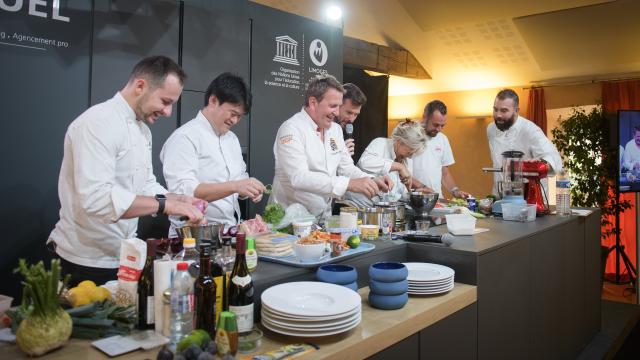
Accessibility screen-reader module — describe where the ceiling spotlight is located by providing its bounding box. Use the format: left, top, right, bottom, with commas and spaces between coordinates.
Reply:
326, 5, 342, 20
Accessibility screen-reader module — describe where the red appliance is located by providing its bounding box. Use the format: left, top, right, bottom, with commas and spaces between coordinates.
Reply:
522, 160, 549, 215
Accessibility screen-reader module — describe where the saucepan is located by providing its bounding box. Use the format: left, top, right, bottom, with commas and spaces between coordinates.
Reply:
176, 222, 224, 248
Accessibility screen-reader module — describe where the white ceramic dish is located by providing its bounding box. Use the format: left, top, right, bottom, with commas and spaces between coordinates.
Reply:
261, 312, 361, 330
403, 262, 455, 282
261, 315, 361, 337
408, 283, 454, 295
261, 303, 361, 322
261, 281, 361, 317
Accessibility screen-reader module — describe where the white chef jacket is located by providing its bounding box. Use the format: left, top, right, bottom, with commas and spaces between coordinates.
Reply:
161, 111, 248, 233
487, 115, 563, 195
622, 139, 640, 170
48, 93, 167, 268
271, 108, 370, 217
412, 132, 454, 197
345, 137, 411, 208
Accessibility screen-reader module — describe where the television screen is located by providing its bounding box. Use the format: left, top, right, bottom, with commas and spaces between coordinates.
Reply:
618, 110, 640, 192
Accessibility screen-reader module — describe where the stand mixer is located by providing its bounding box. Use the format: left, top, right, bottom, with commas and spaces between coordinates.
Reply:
522, 160, 550, 215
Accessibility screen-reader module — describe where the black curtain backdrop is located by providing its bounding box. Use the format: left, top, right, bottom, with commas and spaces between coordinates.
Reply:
343, 67, 389, 162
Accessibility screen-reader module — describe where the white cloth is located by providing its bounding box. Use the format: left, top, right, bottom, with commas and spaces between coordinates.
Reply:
487, 115, 563, 195
161, 111, 248, 233
48, 93, 167, 268
412, 132, 454, 197
622, 139, 640, 170
345, 137, 411, 208
271, 108, 369, 217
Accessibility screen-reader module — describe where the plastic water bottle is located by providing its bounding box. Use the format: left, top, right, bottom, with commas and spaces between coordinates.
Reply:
555, 169, 571, 216
169, 262, 194, 350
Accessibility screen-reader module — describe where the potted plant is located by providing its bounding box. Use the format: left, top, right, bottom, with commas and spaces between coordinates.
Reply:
551, 105, 632, 282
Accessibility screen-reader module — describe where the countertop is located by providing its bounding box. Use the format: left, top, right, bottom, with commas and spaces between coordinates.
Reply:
1, 284, 477, 359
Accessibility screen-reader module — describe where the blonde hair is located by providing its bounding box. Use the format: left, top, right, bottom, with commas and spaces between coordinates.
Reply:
392, 120, 427, 155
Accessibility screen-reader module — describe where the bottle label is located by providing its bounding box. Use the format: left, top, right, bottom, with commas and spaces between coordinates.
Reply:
556, 180, 570, 189
246, 250, 258, 271
229, 303, 254, 333
171, 293, 194, 313
216, 328, 231, 355
232, 274, 252, 287
214, 276, 223, 322
146, 296, 155, 324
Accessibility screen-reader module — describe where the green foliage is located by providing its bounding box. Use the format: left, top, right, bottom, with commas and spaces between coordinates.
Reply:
263, 203, 285, 224
14, 259, 69, 319
551, 105, 632, 239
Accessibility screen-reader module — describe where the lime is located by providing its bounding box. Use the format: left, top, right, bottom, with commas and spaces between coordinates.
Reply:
347, 235, 361, 249
190, 329, 211, 346
177, 335, 199, 352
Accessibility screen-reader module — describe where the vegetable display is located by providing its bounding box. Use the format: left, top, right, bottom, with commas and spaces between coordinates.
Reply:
66, 301, 136, 339
14, 259, 72, 357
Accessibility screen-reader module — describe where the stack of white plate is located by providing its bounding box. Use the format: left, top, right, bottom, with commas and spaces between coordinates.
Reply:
402, 262, 455, 295
261, 281, 361, 337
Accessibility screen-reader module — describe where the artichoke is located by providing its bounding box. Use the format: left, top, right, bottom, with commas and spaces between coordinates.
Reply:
14, 259, 72, 356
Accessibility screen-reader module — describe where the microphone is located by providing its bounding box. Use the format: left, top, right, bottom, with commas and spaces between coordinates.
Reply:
402, 232, 454, 246
345, 123, 354, 140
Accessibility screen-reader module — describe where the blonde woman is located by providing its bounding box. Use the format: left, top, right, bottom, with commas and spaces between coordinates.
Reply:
345, 120, 429, 208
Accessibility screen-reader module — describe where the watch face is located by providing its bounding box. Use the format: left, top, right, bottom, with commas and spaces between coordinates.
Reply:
155, 194, 167, 200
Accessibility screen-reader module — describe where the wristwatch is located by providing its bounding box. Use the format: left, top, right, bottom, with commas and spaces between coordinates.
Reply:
154, 194, 167, 217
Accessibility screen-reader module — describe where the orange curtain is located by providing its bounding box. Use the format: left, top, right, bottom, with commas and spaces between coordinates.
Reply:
602, 80, 640, 278
526, 87, 547, 133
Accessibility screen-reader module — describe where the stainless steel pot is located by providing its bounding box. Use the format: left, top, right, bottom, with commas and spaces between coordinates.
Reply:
374, 201, 406, 223
176, 223, 224, 248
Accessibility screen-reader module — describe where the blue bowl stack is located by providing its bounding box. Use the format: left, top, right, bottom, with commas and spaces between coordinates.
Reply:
316, 264, 358, 291
368, 262, 409, 310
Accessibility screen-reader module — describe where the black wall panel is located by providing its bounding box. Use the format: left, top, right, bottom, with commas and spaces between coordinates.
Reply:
0, 0, 92, 298
91, 0, 180, 187
248, 3, 343, 217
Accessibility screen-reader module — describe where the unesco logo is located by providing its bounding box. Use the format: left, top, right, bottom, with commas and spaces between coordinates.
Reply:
309, 39, 328, 67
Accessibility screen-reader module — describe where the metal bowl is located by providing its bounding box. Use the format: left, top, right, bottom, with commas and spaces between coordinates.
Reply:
409, 192, 439, 214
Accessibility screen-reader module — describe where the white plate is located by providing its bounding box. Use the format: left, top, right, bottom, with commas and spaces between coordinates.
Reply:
262, 303, 361, 322
408, 276, 454, 286
262, 316, 361, 337
408, 283, 454, 295
261, 281, 361, 317
403, 263, 455, 282
262, 312, 361, 330
408, 283, 454, 291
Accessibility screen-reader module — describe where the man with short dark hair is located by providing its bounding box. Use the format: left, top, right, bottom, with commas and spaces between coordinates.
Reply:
48, 56, 205, 286
335, 83, 367, 156
487, 88, 562, 195
271, 75, 392, 217
412, 100, 470, 199
622, 125, 640, 171
161, 73, 266, 231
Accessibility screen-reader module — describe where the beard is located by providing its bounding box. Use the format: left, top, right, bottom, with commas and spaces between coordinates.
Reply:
494, 113, 517, 131
426, 129, 438, 138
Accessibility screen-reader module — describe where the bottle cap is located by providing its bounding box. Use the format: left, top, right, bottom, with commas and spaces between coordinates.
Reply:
246, 237, 256, 250
200, 243, 211, 256
146, 238, 160, 257
217, 311, 238, 332
177, 262, 188, 271
235, 233, 246, 254
183, 237, 196, 248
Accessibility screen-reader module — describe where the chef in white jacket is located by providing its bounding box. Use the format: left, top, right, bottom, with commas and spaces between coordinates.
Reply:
271, 75, 393, 218
487, 89, 563, 195
622, 126, 640, 171
345, 120, 428, 208
161, 73, 266, 232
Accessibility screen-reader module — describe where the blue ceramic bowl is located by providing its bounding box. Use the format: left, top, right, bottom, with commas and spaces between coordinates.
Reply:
368, 262, 408, 283
343, 281, 358, 292
369, 279, 408, 296
316, 264, 358, 285
368, 292, 409, 310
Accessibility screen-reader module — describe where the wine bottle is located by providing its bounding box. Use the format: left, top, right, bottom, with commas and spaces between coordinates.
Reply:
228, 232, 254, 334
194, 243, 216, 337
137, 239, 158, 329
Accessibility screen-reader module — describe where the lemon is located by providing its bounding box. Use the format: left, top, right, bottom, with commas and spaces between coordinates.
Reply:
67, 287, 91, 308
190, 329, 211, 346
347, 235, 361, 249
77, 280, 97, 288
97, 287, 113, 302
